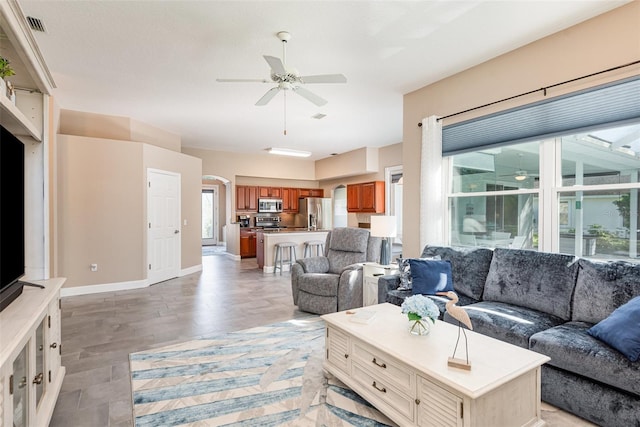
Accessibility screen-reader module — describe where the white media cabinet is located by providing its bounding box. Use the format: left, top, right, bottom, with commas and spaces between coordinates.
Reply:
0, 278, 66, 427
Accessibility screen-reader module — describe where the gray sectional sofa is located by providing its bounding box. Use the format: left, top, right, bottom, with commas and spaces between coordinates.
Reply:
378, 246, 640, 427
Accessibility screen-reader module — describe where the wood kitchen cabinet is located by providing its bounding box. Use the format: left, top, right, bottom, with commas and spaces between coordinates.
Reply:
258, 186, 282, 198
299, 188, 324, 198
240, 229, 256, 258
347, 181, 385, 213
282, 188, 299, 213
236, 185, 258, 212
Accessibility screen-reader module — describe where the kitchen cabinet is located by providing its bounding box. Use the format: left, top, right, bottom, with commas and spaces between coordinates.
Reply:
347, 181, 385, 213
240, 229, 256, 258
299, 188, 324, 198
1, 279, 65, 427
282, 188, 299, 213
258, 186, 282, 198
236, 185, 258, 212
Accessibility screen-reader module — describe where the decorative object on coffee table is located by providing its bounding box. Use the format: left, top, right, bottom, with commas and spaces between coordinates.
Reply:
401, 294, 438, 335
438, 291, 473, 370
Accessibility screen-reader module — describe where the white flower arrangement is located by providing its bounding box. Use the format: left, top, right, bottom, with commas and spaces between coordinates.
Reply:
401, 294, 439, 323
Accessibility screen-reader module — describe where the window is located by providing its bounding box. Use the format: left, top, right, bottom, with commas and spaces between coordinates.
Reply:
558, 123, 640, 259
445, 122, 640, 260
449, 141, 540, 250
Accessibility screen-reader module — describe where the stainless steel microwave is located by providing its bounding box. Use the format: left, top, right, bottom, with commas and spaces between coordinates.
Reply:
258, 198, 283, 213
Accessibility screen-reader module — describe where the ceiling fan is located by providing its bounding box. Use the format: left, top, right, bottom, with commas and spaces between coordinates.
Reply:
499, 154, 539, 181
216, 31, 347, 134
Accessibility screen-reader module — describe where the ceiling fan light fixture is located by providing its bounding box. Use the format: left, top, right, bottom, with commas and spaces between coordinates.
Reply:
514, 171, 528, 181
267, 147, 311, 158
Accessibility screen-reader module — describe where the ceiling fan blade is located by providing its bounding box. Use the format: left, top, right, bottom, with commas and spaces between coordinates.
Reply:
293, 86, 327, 106
263, 55, 286, 75
216, 78, 270, 83
255, 87, 281, 106
300, 74, 347, 84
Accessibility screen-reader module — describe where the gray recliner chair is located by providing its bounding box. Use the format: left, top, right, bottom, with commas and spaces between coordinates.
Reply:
291, 227, 382, 314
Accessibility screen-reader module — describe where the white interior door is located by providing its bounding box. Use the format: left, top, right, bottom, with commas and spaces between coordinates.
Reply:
147, 169, 181, 284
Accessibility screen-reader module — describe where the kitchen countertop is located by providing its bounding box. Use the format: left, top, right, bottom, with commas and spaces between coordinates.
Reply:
258, 228, 330, 233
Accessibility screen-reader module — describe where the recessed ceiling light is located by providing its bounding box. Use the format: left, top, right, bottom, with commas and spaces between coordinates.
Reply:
267, 147, 312, 157
312, 113, 326, 120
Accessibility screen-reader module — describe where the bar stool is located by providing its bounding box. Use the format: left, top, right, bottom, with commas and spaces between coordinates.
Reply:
273, 242, 297, 275
303, 240, 325, 258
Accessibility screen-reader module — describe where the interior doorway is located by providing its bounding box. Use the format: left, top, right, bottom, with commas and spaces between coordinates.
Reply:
202, 187, 219, 246
147, 169, 181, 285
333, 185, 348, 228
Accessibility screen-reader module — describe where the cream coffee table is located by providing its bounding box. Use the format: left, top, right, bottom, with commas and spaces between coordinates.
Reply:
322, 303, 550, 427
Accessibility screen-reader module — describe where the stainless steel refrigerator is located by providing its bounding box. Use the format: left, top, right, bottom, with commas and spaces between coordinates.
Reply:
296, 197, 332, 230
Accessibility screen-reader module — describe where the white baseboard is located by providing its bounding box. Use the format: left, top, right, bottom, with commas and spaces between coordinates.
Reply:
61, 264, 204, 297
180, 264, 202, 276
61, 279, 149, 297
226, 253, 242, 261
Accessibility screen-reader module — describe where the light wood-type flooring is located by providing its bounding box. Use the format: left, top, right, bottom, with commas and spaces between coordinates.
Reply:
50, 251, 592, 426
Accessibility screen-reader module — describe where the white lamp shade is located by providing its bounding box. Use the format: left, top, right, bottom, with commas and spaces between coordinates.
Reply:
370, 215, 397, 238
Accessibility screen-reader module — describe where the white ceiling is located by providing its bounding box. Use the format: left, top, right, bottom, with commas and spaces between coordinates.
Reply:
18, 0, 628, 160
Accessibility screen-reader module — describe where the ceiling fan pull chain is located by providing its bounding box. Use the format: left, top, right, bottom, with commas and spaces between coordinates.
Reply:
284, 90, 287, 136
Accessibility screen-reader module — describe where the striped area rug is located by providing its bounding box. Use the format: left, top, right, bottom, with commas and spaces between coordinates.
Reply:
129, 317, 395, 426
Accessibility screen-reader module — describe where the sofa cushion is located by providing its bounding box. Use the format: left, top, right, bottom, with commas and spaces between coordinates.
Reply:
588, 296, 640, 362
445, 301, 566, 348
573, 258, 640, 324
386, 288, 412, 307
421, 246, 492, 301
483, 248, 578, 320
297, 273, 339, 297
531, 321, 640, 396
409, 259, 454, 295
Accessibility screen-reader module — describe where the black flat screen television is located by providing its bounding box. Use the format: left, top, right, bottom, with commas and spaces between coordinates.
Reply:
0, 124, 25, 312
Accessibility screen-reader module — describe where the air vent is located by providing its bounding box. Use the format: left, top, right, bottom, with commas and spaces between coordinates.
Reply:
27, 16, 46, 33
312, 113, 326, 120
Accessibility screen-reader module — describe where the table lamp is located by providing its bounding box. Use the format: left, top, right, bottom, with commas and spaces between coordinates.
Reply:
371, 215, 397, 265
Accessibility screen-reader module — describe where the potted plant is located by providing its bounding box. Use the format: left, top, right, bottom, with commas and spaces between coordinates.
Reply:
0, 57, 16, 98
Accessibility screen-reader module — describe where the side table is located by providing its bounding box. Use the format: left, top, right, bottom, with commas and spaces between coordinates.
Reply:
362, 262, 399, 306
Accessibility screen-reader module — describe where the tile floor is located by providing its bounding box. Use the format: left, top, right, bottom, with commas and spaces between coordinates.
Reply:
49, 251, 593, 426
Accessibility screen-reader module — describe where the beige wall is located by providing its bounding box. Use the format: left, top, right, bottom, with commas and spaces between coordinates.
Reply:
59, 109, 181, 152
56, 134, 202, 289
183, 147, 317, 182
315, 147, 380, 180
402, 2, 640, 257
57, 135, 145, 287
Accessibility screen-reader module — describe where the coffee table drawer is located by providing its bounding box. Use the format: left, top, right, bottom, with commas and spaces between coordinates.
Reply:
352, 339, 415, 393
352, 361, 415, 423
326, 326, 350, 374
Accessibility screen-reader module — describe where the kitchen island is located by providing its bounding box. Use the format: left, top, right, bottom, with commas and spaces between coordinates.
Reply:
256, 229, 330, 273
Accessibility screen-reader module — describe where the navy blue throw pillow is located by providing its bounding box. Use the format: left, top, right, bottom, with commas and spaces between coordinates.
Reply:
409, 259, 454, 295
588, 296, 640, 362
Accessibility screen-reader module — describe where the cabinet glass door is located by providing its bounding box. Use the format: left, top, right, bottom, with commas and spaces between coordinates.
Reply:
35, 319, 46, 406
12, 345, 28, 427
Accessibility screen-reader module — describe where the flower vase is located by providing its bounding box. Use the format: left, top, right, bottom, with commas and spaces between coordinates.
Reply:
409, 318, 430, 336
